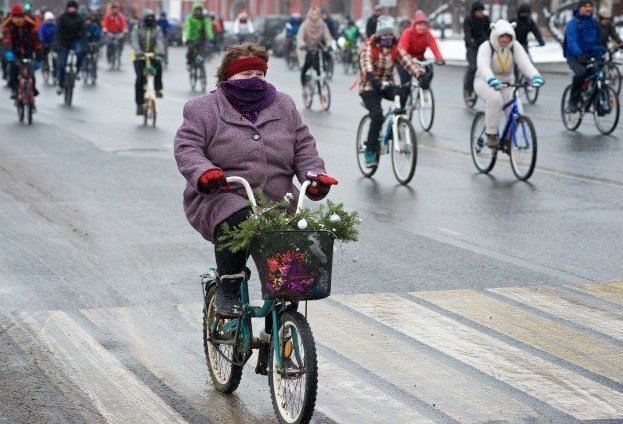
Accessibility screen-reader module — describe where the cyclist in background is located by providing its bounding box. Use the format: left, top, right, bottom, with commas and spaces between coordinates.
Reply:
38, 11, 56, 68
232, 9, 253, 43
184, 3, 213, 71
339, 16, 363, 50
296, 6, 332, 103
366, 4, 383, 38
321, 8, 338, 40
358, 17, 423, 167
102, 2, 128, 65
284, 11, 302, 62
156, 11, 170, 42
597, 6, 622, 50
463, 1, 491, 98
56, 0, 84, 95
511, 3, 545, 57
563, 0, 603, 113
397, 11, 444, 102
84, 14, 102, 44
474, 20, 543, 147
3, 4, 41, 100
0, 9, 7, 83
131, 9, 164, 115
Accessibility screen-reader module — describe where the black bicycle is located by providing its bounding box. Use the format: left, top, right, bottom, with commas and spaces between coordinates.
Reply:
561, 58, 620, 135
15, 58, 35, 125
604, 47, 622, 95
64, 50, 78, 106
82, 42, 99, 85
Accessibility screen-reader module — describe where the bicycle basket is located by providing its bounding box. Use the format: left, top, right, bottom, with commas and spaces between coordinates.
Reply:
250, 230, 335, 301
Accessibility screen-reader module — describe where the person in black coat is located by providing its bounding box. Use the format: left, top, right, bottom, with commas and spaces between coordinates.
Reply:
463, 1, 491, 93
56, 0, 85, 93
365, 5, 383, 38
512, 3, 545, 57
598, 7, 622, 50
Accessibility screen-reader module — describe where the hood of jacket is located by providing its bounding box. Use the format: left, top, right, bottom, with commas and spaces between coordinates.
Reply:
489, 19, 516, 50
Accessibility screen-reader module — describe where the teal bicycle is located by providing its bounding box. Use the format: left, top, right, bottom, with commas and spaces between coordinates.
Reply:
202, 176, 334, 424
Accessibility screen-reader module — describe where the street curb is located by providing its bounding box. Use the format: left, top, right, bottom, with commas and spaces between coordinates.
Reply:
444, 60, 571, 75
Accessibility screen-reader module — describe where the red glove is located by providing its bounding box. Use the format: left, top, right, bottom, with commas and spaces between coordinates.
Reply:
198, 168, 225, 193
305, 172, 338, 198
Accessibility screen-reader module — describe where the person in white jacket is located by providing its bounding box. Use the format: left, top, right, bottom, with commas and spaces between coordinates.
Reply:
474, 19, 544, 148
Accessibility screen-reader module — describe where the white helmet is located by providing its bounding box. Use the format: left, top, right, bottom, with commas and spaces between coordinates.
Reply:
44, 11, 55, 21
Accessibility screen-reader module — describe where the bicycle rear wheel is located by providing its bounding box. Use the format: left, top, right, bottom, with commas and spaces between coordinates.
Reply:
355, 114, 378, 178
417, 88, 435, 131
27, 104, 33, 125
199, 64, 207, 93
189, 67, 197, 91
593, 86, 620, 135
560, 85, 582, 130
303, 81, 313, 109
17, 102, 24, 122
390, 117, 417, 185
269, 310, 318, 424
470, 111, 497, 173
510, 115, 537, 181
145, 99, 157, 127
203, 285, 244, 394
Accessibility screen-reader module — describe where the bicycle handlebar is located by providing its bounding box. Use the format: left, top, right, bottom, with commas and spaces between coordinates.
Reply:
225, 176, 313, 214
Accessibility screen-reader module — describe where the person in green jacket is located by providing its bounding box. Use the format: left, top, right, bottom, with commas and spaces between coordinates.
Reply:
184, 3, 213, 69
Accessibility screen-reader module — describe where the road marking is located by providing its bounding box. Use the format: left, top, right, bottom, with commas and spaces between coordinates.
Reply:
308, 301, 544, 423
18, 311, 189, 424
567, 281, 623, 305
412, 289, 623, 384
489, 286, 623, 341
334, 293, 623, 420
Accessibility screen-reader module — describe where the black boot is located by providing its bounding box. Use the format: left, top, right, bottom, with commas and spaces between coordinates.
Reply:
215, 274, 243, 318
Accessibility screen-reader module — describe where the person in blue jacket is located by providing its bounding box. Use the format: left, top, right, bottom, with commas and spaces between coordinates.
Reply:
284, 11, 302, 61
38, 11, 57, 53
156, 11, 170, 40
564, 0, 604, 112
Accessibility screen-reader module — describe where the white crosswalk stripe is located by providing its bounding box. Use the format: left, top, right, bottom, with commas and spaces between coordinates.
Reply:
4, 282, 623, 423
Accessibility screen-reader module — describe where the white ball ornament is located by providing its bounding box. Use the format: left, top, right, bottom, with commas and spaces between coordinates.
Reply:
297, 219, 308, 229
329, 213, 341, 223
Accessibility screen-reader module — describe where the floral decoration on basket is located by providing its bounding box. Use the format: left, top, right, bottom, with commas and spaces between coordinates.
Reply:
265, 250, 315, 295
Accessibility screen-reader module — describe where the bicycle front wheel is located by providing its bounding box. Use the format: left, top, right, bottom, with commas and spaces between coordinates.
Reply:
27, 104, 34, 125
17, 102, 24, 122
269, 310, 318, 424
303, 82, 313, 109
510, 115, 537, 181
593, 85, 620, 135
605, 62, 621, 95
199, 64, 207, 93
417, 88, 435, 131
355, 114, 378, 178
320, 81, 331, 111
561, 84, 582, 130
203, 285, 244, 394
470, 111, 497, 173
390, 117, 417, 185
64, 74, 74, 106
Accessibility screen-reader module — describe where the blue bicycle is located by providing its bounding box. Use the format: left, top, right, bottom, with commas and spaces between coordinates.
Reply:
470, 82, 538, 181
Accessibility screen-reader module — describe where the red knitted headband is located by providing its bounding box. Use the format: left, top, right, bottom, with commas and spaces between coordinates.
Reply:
226, 56, 268, 79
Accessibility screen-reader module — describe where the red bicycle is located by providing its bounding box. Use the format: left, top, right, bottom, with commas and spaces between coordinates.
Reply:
16, 58, 35, 125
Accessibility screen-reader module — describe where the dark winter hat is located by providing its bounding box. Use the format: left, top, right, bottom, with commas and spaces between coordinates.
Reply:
577, 0, 593, 8
66, 0, 79, 9
517, 3, 531, 15
471, 1, 485, 12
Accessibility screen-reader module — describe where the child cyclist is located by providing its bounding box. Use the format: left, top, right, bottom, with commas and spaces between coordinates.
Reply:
474, 20, 543, 148
358, 16, 424, 168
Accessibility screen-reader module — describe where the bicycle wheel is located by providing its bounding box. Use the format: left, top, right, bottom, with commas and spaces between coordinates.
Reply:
269, 310, 318, 424
391, 117, 417, 185
405, 87, 415, 122
523, 84, 539, 105
417, 88, 435, 132
605, 62, 621, 95
509, 116, 537, 181
470, 111, 497, 173
203, 284, 244, 394
17, 102, 24, 122
303, 82, 313, 109
189, 67, 197, 91
200, 64, 207, 93
593, 85, 620, 135
146, 99, 157, 127
64, 78, 73, 106
27, 104, 33, 125
355, 114, 378, 178
342, 50, 351, 74
320, 81, 331, 111
560, 85, 582, 131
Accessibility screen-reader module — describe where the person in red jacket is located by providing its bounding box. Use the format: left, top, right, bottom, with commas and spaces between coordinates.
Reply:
2, 4, 41, 99
397, 11, 444, 93
102, 2, 128, 64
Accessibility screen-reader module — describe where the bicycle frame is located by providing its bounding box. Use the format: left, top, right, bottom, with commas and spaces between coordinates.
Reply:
17, 59, 34, 105
378, 85, 410, 154
206, 176, 313, 371
499, 85, 529, 151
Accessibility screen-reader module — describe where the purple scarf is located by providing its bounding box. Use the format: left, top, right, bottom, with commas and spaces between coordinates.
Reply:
220, 77, 277, 123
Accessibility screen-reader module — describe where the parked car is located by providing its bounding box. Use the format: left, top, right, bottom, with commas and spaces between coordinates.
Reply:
168, 18, 183, 46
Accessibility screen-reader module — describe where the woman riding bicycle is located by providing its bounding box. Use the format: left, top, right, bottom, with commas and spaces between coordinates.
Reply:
174, 42, 337, 321
474, 19, 543, 148
397, 11, 445, 96
358, 16, 424, 168
296, 6, 332, 104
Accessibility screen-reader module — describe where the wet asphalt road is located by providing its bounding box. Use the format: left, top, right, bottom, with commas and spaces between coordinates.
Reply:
0, 46, 622, 423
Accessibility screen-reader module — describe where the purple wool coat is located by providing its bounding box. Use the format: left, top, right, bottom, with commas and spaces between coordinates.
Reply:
174, 87, 326, 242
